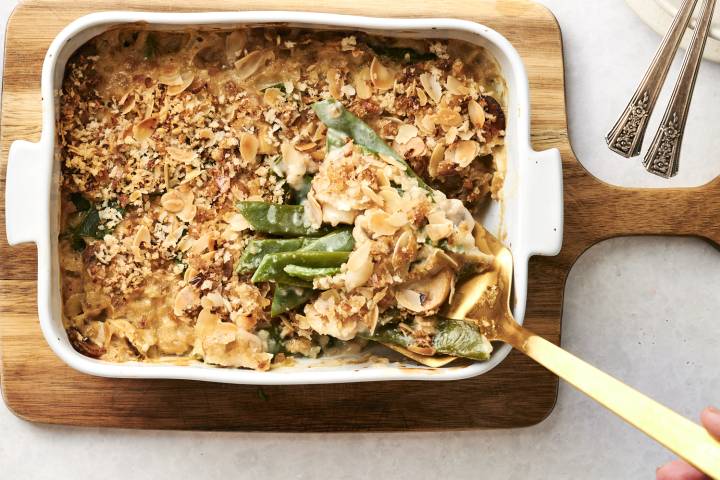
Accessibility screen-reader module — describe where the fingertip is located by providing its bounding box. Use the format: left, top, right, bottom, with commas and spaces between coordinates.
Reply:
700, 406, 720, 441
656, 460, 707, 480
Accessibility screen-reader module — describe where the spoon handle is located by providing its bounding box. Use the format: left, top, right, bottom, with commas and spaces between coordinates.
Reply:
503, 323, 720, 477
643, 0, 717, 178
605, 0, 699, 157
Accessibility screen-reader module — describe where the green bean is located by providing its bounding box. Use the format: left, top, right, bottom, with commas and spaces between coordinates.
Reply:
235, 238, 308, 274
326, 127, 349, 152
237, 201, 327, 237
283, 265, 341, 281
311, 99, 430, 190
270, 284, 315, 317
364, 317, 492, 361
251, 251, 350, 287
299, 229, 354, 252
289, 174, 313, 205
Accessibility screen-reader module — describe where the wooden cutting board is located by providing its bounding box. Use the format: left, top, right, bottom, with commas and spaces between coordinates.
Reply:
2, 0, 718, 432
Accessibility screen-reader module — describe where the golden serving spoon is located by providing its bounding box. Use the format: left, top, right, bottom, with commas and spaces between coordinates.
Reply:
446, 227, 720, 478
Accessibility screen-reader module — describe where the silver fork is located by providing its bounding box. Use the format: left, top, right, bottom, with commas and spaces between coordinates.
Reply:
606, 0, 699, 158
644, 0, 717, 178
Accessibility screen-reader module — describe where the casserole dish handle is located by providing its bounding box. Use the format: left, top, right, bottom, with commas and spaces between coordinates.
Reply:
5, 140, 46, 245
524, 148, 564, 256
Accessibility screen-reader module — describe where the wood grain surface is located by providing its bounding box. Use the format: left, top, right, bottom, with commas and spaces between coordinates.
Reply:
2, 0, 716, 432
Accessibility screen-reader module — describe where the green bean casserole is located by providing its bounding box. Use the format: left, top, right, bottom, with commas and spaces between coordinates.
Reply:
58, 27, 507, 370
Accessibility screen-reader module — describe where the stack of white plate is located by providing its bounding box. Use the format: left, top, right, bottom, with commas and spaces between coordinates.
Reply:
627, 0, 720, 62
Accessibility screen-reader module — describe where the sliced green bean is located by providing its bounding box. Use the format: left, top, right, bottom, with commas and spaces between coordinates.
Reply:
299, 229, 354, 252
311, 99, 430, 190
252, 251, 350, 287
270, 284, 315, 317
237, 201, 327, 237
235, 238, 308, 274
283, 265, 341, 281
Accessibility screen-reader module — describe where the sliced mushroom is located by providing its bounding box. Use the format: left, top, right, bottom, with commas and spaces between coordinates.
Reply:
234, 50, 269, 81
225, 30, 248, 62
406, 246, 459, 281
395, 269, 453, 313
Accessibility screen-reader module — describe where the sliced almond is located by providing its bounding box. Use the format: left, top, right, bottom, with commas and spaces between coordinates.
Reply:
354, 67, 372, 100
428, 143, 445, 178
239, 132, 259, 163
392, 230, 418, 273
228, 213, 251, 232
419, 72, 442, 103
174, 285, 200, 317
370, 57, 394, 91
435, 107, 463, 128
166, 146, 195, 164
394, 136, 426, 158
395, 124, 419, 145
326, 68, 343, 99
166, 71, 195, 96
133, 117, 157, 142
450, 140, 480, 168
263, 87, 283, 106
446, 75, 469, 95
367, 209, 407, 237
468, 98, 486, 129
305, 191, 323, 230
161, 189, 185, 213
345, 242, 373, 290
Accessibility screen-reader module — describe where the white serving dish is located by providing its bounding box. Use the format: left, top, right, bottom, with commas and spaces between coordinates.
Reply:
4, 11, 563, 385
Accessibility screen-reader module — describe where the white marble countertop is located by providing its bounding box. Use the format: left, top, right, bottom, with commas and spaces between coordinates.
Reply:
1, 1, 718, 478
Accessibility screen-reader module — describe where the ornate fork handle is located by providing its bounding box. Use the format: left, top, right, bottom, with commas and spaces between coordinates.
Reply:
644, 0, 717, 178
606, 0, 698, 157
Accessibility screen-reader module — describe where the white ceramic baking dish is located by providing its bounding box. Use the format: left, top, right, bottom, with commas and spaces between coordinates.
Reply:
4, 11, 563, 385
